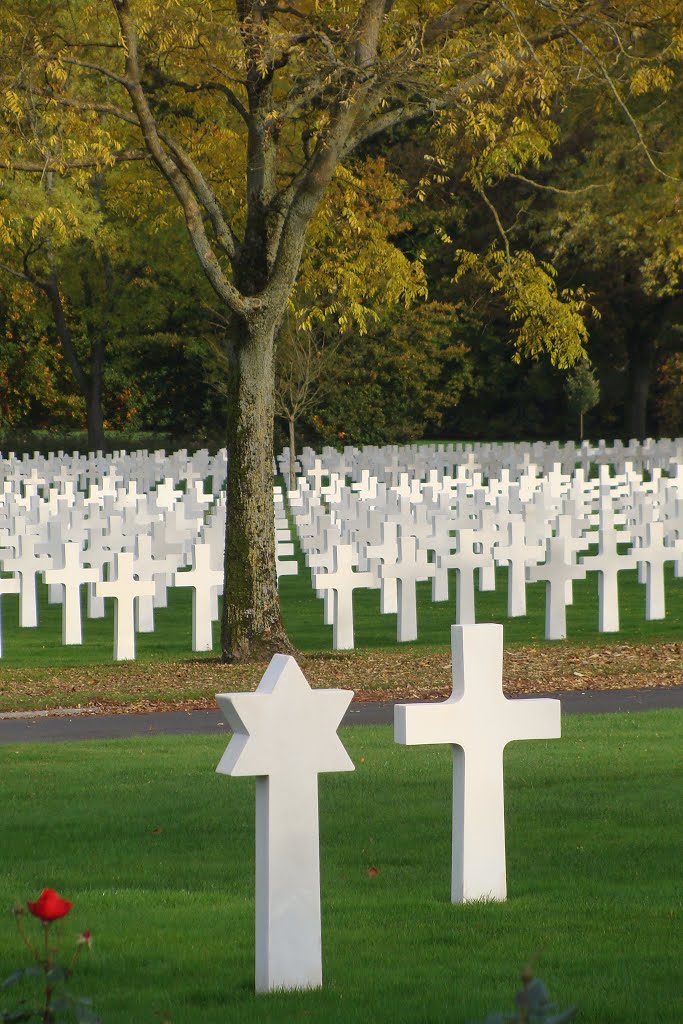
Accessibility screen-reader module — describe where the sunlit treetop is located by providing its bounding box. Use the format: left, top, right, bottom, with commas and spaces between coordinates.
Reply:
1, 1, 680, 330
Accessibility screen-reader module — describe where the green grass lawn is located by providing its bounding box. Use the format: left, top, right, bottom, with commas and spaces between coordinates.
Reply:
0, 581, 217, 669
0, 711, 679, 1023
0, 550, 682, 671
280, 551, 683, 650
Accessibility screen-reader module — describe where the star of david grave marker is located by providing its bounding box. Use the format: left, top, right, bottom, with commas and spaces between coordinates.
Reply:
216, 656, 354, 992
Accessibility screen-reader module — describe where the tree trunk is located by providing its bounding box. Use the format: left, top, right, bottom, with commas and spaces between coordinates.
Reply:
86, 334, 106, 451
221, 317, 292, 661
85, 387, 106, 452
288, 414, 297, 491
43, 275, 107, 451
625, 331, 654, 440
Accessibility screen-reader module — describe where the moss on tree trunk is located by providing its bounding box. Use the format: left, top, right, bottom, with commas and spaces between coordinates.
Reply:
221, 318, 291, 662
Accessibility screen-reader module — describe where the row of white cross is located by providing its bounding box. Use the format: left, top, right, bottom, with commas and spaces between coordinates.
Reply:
283, 442, 683, 647
281, 435, 683, 485
1, 438, 681, 658
0, 448, 298, 659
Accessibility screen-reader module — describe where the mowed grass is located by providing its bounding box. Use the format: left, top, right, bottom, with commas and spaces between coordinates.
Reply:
0, 546, 682, 670
0, 580, 219, 668
0, 712, 680, 1023
279, 547, 683, 650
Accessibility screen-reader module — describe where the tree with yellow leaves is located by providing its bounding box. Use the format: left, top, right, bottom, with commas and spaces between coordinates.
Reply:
1, 0, 680, 658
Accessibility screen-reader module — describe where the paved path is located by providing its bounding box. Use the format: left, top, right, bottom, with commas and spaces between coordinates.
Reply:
0, 686, 680, 744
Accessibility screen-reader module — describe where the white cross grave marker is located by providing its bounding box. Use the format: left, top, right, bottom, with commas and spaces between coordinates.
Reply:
579, 519, 636, 632
476, 508, 499, 591
379, 534, 434, 642
438, 528, 493, 625
306, 458, 326, 493
132, 534, 178, 632
2, 534, 50, 628
154, 477, 183, 511
527, 536, 587, 640
43, 542, 99, 645
554, 513, 589, 604
313, 543, 374, 649
95, 551, 156, 660
216, 655, 354, 992
493, 519, 544, 617
173, 542, 223, 651
635, 520, 682, 620
395, 624, 560, 902
365, 520, 400, 614
424, 505, 456, 602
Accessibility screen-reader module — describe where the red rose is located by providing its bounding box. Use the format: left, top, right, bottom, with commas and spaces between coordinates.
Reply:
27, 889, 73, 922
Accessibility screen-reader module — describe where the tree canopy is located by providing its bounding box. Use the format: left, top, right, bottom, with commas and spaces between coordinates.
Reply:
1, 0, 681, 658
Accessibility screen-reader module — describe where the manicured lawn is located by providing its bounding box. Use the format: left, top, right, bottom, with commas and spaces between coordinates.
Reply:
0, 581, 219, 668
0, 711, 679, 1022
280, 549, 683, 650
0, 551, 682, 672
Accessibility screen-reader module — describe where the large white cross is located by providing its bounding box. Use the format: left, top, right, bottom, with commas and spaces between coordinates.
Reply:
395, 624, 560, 903
216, 655, 353, 992
1, 534, 50, 628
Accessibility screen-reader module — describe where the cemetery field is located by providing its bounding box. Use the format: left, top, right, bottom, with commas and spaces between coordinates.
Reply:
0, 565, 682, 712
0, 711, 679, 1023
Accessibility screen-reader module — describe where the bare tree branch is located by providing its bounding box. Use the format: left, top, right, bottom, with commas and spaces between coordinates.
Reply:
479, 183, 512, 268
111, 0, 249, 315
0, 261, 37, 285
563, 24, 681, 182
509, 172, 608, 195
0, 149, 149, 171
60, 56, 131, 87
149, 73, 250, 124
